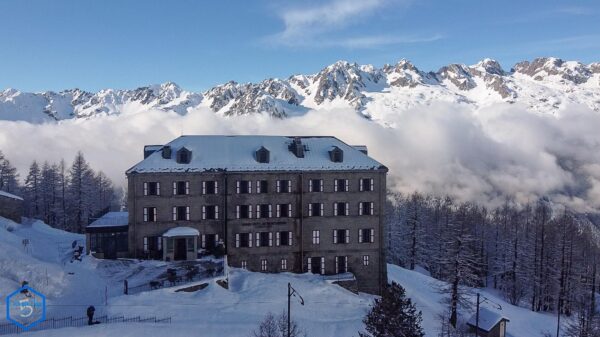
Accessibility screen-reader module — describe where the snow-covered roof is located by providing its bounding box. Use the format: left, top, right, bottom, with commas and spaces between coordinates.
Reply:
127, 135, 386, 174
87, 212, 129, 228
0, 190, 23, 201
466, 307, 509, 332
163, 227, 200, 237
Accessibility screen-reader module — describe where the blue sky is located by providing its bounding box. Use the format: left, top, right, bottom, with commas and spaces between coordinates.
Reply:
1, 0, 599, 92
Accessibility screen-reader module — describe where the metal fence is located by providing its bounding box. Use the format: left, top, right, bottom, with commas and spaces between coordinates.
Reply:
0, 315, 171, 335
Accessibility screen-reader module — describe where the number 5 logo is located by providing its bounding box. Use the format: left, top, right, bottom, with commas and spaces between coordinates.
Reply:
18, 299, 33, 318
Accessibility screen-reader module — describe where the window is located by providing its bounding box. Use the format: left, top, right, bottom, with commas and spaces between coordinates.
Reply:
202, 205, 219, 220
359, 202, 374, 215
363, 255, 370, 266
236, 180, 252, 194
173, 181, 189, 195
308, 257, 325, 275
143, 207, 157, 222
143, 182, 160, 196
201, 234, 219, 250
309, 179, 323, 192
276, 231, 293, 246
172, 206, 190, 221
333, 202, 349, 216
256, 204, 272, 218
308, 203, 324, 217
335, 256, 348, 274
187, 237, 195, 252
241, 260, 247, 269
333, 229, 350, 244
277, 180, 292, 193
256, 147, 270, 163
235, 233, 253, 248
236, 205, 252, 219
360, 178, 374, 192
334, 179, 349, 192
256, 180, 268, 193
143, 237, 149, 252
276, 204, 292, 218
203, 181, 219, 194
312, 230, 320, 245
359, 228, 375, 243
176, 147, 191, 164
281, 259, 288, 271
261, 259, 268, 272
256, 232, 273, 247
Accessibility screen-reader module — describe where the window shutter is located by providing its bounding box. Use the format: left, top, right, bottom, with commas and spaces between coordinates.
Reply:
143, 182, 148, 196
249, 233, 253, 247
335, 256, 339, 274
249, 205, 253, 219
256, 180, 261, 193
345, 203, 349, 216
345, 257, 348, 272
235, 234, 240, 248
268, 204, 272, 218
308, 203, 313, 217
269, 232, 273, 246
202, 206, 206, 220
320, 203, 324, 216
333, 230, 338, 244
345, 230, 350, 243
288, 204, 292, 217
276, 204, 281, 218
202, 181, 206, 194
256, 205, 260, 218
152, 208, 156, 222
287, 180, 291, 192
255, 233, 260, 247
236, 181, 240, 194
321, 257, 325, 275
185, 181, 189, 195
276, 232, 280, 246
172, 207, 177, 221
215, 206, 219, 219
370, 179, 374, 191
143, 208, 148, 222
236, 205, 240, 219
288, 231, 293, 246
201, 234, 206, 248
319, 179, 323, 191
334, 204, 338, 216
248, 181, 252, 194
186, 206, 190, 220
359, 179, 364, 192
173, 182, 177, 195
359, 202, 363, 215
345, 179, 349, 191
276, 180, 281, 193
307, 257, 312, 272
334, 179, 338, 192
156, 182, 161, 195
215, 181, 219, 194
309, 180, 313, 192
359, 229, 363, 243
370, 229, 375, 243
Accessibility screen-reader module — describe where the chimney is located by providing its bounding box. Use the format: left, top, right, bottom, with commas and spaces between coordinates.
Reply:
288, 137, 305, 158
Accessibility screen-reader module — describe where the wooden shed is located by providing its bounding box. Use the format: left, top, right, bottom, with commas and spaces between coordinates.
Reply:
466, 307, 509, 337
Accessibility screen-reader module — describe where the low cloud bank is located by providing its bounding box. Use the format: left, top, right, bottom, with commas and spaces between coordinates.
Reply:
1, 102, 599, 211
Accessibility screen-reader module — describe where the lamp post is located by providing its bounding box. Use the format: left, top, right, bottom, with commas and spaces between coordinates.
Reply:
287, 283, 304, 337
475, 293, 502, 337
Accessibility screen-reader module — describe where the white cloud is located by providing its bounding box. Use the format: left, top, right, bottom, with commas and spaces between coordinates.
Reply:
1, 103, 600, 212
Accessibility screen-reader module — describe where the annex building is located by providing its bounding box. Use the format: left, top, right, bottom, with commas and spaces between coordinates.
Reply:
125, 135, 388, 294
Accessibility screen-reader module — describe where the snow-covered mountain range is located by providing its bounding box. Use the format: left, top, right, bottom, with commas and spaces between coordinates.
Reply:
1, 57, 599, 124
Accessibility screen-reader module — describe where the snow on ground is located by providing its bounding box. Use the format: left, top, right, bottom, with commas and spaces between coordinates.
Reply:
1, 217, 563, 337
388, 264, 559, 337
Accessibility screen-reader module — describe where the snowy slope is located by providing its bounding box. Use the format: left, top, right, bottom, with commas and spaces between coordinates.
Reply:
1, 57, 599, 124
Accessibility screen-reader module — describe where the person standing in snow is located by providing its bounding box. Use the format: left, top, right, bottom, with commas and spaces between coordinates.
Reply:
87, 306, 96, 325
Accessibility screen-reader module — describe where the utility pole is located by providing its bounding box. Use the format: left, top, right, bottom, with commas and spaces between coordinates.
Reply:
287, 282, 304, 337
476, 293, 480, 337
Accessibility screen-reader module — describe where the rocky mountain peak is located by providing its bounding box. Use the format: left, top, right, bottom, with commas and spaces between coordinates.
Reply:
436, 64, 477, 90
471, 58, 505, 76
514, 57, 592, 84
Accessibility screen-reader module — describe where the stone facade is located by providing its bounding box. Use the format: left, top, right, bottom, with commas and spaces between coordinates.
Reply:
0, 193, 23, 223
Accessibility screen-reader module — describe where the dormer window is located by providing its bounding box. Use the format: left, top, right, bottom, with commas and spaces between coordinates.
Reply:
256, 146, 270, 163
162, 146, 172, 159
288, 137, 305, 158
176, 147, 192, 164
329, 146, 343, 162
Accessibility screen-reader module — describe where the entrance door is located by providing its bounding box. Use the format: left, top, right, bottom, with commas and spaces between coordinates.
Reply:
336, 256, 347, 274
103, 235, 117, 259
310, 257, 322, 274
175, 238, 187, 260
